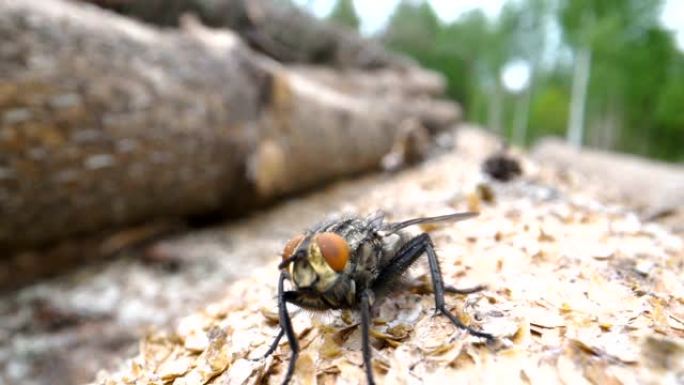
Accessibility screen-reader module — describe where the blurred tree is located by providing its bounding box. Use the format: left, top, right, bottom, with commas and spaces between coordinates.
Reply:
559, 0, 600, 147
327, 0, 360, 31
383, 3, 516, 134
529, 72, 571, 140
383, 0, 440, 51
559, 0, 682, 159
615, 27, 674, 156
508, 0, 552, 146
488, 3, 523, 135
432, 11, 490, 117
654, 53, 684, 160
378, 0, 682, 161
382, 1, 475, 109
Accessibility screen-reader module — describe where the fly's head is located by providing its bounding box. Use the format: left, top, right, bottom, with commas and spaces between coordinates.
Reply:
279, 232, 350, 294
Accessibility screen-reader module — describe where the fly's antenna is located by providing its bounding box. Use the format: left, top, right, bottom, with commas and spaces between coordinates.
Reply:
278, 237, 311, 269
384, 212, 478, 232
278, 253, 298, 269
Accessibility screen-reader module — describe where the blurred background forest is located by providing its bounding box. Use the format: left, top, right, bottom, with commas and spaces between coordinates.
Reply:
300, 0, 684, 161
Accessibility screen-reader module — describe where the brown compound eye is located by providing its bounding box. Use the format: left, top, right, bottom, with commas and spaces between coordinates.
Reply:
314, 232, 349, 272
282, 234, 305, 261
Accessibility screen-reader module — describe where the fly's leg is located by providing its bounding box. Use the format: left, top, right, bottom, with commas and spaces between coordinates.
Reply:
360, 289, 377, 385
260, 311, 308, 360
259, 328, 284, 359
410, 280, 486, 295
277, 272, 299, 385
444, 285, 487, 295
374, 233, 493, 341
423, 235, 493, 340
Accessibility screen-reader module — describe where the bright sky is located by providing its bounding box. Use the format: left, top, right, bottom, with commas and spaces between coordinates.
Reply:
294, 0, 684, 51
661, 0, 684, 50
294, 0, 505, 35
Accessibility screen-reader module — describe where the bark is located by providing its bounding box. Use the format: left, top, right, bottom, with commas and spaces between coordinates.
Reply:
0, 0, 459, 253
83, 0, 413, 69
288, 65, 447, 98
0, 0, 256, 251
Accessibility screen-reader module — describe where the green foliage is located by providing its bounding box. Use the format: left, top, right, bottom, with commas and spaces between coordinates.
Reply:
654, 55, 684, 160
379, 0, 683, 161
656, 57, 684, 129
327, 0, 360, 31
384, 0, 441, 51
558, 0, 681, 159
529, 82, 571, 140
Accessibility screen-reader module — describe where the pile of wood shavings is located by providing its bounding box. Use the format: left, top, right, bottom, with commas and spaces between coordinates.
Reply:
93, 132, 684, 385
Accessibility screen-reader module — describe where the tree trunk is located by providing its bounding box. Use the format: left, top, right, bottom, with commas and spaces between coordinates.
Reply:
566, 46, 591, 147
511, 88, 530, 146
487, 77, 504, 134
0, 0, 459, 253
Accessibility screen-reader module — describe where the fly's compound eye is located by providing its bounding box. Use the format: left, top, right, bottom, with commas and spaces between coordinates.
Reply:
282, 234, 305, 261
314, 232, 349, 272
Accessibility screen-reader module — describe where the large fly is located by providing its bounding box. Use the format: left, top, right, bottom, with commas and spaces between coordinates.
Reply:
262, 211, 494, 385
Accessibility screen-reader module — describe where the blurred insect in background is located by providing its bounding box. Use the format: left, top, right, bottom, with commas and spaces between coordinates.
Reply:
263, 211, 494, 385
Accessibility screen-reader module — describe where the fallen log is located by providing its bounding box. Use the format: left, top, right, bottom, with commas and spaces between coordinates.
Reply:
0, 0, 459, 254
532, 139, 684, 226
84, 0, 413, 69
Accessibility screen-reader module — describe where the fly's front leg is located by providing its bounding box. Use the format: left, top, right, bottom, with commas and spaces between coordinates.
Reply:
360, 289, 377, 385
277, 272, 299, 385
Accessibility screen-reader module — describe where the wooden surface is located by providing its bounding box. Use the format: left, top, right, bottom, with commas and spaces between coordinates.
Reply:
3, 128, 679, 385
532, 138, 684, 229
94, 129, 683, 385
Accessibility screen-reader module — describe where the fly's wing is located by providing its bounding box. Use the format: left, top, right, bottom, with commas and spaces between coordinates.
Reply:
384, 212, 478, 232
366, 210, 387, 229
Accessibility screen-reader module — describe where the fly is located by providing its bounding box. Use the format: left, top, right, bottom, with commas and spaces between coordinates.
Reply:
262, 211, 494, 385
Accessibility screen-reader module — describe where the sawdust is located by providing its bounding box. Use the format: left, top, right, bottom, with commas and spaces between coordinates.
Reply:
91, 129, 684, 385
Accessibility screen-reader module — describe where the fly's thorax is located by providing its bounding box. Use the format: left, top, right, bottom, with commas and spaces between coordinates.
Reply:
378, 231, 403, 254
377, 229, 412, 264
